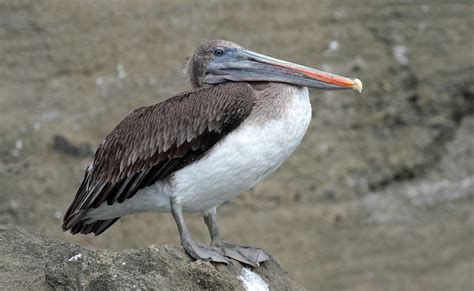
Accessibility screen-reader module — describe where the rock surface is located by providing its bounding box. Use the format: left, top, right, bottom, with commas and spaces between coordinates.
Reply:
0, 225, 303, 290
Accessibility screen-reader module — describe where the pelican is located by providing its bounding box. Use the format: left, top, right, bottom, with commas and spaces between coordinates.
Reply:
62, 40, 362, 266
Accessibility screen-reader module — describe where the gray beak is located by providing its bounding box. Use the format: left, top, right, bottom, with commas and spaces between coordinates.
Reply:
203, 48, 362, 92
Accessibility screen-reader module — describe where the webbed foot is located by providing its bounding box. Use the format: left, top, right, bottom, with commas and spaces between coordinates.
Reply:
213, 240, 271, 266
182, 238, 229, 264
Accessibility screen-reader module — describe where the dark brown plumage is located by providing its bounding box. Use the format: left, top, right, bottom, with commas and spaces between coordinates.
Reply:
62, 82, 255, 235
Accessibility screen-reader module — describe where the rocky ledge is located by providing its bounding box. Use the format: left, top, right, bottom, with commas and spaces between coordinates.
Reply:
0, 225, 303, 290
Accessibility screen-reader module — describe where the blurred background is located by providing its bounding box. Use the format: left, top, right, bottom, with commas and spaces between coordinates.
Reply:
0, 0, 473, 290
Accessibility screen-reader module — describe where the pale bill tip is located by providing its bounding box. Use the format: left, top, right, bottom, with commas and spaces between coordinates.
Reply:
352, 78, 363, 93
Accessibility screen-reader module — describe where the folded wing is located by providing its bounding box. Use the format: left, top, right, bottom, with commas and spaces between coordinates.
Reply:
62, 82, 255, 235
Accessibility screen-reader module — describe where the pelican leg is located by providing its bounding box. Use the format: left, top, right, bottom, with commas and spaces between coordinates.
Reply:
170, 197, 228, 264
203, 207, 271, 266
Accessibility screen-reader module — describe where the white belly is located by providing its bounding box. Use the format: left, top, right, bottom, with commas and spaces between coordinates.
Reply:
87, 87, 311, 219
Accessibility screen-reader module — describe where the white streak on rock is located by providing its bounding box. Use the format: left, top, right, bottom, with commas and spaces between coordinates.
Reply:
68, 253, 83, 262
238, 268, 269, 291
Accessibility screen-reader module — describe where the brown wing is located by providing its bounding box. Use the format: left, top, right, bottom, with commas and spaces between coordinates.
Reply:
62, 82, 255, 235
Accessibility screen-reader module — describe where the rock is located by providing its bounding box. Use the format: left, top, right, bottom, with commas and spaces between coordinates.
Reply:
0, 225, 304, 290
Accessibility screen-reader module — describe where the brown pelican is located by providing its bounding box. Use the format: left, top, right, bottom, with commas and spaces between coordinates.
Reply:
62, 40, 362, 266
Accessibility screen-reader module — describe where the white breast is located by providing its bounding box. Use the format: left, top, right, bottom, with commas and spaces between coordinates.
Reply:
86, 86, 311, 220
171, 86, 312, 212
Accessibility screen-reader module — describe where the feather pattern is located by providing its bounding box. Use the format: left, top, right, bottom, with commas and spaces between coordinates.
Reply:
62, 82, 255, 234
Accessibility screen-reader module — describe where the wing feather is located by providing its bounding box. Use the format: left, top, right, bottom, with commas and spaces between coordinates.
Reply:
63, 83, 255, 234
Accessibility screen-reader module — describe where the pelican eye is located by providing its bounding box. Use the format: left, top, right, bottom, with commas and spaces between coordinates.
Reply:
213, 48, 225, 56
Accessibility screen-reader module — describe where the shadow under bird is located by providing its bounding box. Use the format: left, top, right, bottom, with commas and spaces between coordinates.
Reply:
63, 40, 362, 266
